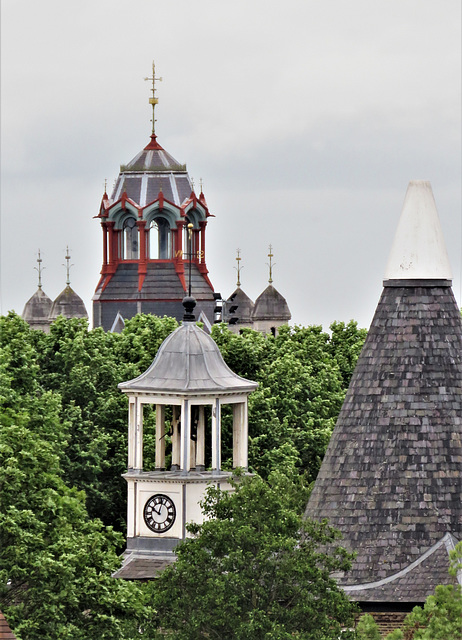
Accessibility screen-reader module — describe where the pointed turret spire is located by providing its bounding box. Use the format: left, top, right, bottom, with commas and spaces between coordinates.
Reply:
384, 180, 452, 281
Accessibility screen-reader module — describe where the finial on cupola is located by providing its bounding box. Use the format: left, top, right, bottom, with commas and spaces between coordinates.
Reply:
267, 244, 275, 284
384, 180, 452, 282
34, 249, 45, 290
63, 246, 74, 287
235, 249, 243, 287
144, 61, 162, 137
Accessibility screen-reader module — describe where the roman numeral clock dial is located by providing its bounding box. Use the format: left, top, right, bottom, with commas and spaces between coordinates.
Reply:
143, 494, 176, 533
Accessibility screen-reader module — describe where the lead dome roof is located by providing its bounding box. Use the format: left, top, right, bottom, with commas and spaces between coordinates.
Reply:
119, 320, 258, 395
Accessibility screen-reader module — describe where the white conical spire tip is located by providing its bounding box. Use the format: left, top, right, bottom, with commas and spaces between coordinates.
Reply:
384, 180, 452, 281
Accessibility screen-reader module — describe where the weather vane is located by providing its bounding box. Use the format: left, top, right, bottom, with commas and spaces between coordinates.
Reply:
63, 246, 74, 287
144, 61, 163, 135
34, 249, 44, 290
235, 249, 243, 287
267, 244, 275, 284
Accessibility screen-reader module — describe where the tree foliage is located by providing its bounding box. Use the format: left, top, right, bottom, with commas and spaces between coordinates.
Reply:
148, 473, 357, 639
0, 311, 367, 638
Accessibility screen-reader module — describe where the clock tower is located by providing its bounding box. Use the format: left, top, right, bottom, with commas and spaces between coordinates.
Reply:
113, 296, 258, 579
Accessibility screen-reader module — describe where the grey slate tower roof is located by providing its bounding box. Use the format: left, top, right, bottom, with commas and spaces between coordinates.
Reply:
252, 284, 291, 321
304, 181, 462, 605
111, 140, 191, 207
227, 287, 254, 324
22, 288, 52, 329
49, 286, 88, 321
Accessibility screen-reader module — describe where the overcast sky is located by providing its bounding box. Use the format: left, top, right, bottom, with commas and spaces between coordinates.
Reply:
1, 0, 461, 330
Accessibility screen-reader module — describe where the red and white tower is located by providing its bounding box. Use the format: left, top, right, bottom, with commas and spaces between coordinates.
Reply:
93, 63, 215, 331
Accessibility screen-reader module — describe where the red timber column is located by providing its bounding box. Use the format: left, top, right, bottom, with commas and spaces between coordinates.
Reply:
107, 221, 117, 275
193, 229, 200, 262
101, 221, 108, 274
198, 221, 208, 276
137, 219, 147, 291
174, 219, 186, 291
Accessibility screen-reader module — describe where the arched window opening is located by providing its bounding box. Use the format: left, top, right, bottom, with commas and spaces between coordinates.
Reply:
149, 217, 171, 259
123, 218, 138, 259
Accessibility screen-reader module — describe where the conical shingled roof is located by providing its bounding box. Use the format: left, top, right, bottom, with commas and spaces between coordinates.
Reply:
304, 181, 462, 604
119, 320, 258, 395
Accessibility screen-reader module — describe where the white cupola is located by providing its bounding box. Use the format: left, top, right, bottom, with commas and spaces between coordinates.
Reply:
114, 296, 258, 579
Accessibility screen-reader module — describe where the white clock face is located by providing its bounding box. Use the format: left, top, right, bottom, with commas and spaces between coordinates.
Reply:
143, 494, 176, 533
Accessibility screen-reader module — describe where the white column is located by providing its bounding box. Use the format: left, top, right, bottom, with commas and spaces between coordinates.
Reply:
134, 397, 143, 470
233, 401, 248, 469
196, 406, 205, 470
127, 480, 135, 537
128, 397, 136, 469
180, 399, 191, 472
171, 405, 180, 469
211, 398, 221, 471
155, 404, 166, 470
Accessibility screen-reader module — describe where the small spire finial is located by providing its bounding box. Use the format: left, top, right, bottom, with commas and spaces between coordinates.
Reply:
199, 178, 203, 194
267, 244, 275, 284
191, 177, 195, 192
34, 249, 44, 290
144, 61, 163, 136
63, 246, 74, 287
235, 249, 243, 287
104, 178, 107, 194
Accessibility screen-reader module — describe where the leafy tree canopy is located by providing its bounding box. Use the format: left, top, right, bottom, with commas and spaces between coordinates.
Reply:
147, 472, 357, 640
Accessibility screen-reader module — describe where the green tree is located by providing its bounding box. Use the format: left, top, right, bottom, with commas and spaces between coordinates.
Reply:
355, 613, 382, 640
148, 473, 357, 639
383, 542, 462, 640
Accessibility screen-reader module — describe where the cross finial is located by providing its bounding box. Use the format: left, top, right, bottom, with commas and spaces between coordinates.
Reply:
34, 249, 44, 290
63, 246, 74, 287
144, 61, 163, 136
234, 249, 243, 287
267, 244, 275, 284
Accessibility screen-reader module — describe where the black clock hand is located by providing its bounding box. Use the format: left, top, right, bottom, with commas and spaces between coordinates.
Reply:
154, 505, 162, 515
